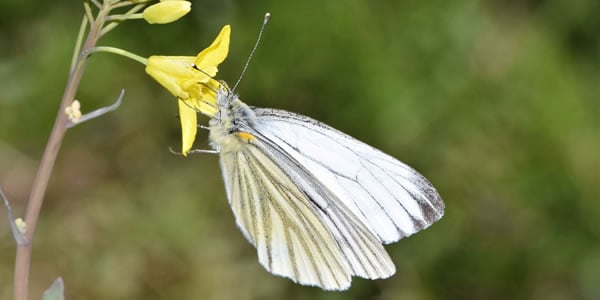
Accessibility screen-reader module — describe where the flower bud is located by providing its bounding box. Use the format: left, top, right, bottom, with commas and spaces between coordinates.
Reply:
143, 1, 191, 24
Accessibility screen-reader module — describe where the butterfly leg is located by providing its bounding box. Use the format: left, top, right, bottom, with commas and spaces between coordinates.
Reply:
168, 146, 220, 155
187, 148, 220, 154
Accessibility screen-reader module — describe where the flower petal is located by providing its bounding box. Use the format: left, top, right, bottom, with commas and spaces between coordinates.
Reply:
146, 56, 196, 98
188, 84, 220, 117
195, 25, 230, 73
178, 99, 197, 156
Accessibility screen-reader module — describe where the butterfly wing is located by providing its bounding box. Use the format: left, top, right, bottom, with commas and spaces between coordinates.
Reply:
219, 142, 395, 290
217, 107, 444, 290
250, 108, 445, 244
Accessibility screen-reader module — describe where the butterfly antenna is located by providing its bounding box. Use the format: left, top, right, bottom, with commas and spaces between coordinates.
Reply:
191, 64, 223, 91
232, 12, 270, 93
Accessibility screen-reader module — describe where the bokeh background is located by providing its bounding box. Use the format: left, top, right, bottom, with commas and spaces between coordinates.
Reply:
1, 0, 599, 299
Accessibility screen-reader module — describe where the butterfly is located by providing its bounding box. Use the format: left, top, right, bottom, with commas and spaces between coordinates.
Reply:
201, 85, 445, 290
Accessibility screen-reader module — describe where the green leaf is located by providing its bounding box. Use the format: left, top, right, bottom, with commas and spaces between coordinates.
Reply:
42, 277, 64, 300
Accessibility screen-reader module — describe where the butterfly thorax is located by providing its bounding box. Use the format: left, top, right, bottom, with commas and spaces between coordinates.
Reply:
208, 89, 257, 153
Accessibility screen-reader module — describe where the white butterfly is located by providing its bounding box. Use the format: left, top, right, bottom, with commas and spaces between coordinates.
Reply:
204, 86, 445, 290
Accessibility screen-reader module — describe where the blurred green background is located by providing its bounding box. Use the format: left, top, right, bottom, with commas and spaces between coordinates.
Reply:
1, 0, 599, 299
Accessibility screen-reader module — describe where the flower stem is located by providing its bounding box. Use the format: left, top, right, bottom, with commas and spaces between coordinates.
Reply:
84, 1, 96, 24
13, 3, 111, 300
70, 15, 89, 72
101, 3, 146, 36
89, 46, 148, 65
106, 12, 144, 22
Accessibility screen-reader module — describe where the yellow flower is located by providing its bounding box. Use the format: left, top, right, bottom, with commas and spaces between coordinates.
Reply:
145, 25, 230, 155
143, 0, 192, 24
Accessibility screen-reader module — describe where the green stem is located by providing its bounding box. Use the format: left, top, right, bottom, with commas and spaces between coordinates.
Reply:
89, 0, 102, 8
84, 0, 95, 24
70, 15, 89, 72
89, 46, 148, 65
106, 12, 144, 22
111, 0, 149, 9
101, 3, 146, 36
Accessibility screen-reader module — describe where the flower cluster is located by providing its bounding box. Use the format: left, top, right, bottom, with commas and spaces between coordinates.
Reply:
86, 0, 229, 155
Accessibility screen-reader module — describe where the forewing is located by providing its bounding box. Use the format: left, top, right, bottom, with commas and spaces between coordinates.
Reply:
251, 108, 445, 244
219, 143, 395, 290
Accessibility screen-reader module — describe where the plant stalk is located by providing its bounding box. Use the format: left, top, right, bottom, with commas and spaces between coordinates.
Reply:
13, 4, 110, 300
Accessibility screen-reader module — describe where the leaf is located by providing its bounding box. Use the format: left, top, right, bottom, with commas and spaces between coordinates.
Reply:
42, 277, 64, 300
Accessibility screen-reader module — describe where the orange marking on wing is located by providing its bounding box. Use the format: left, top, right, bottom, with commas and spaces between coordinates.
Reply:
236, 132, 256, 143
